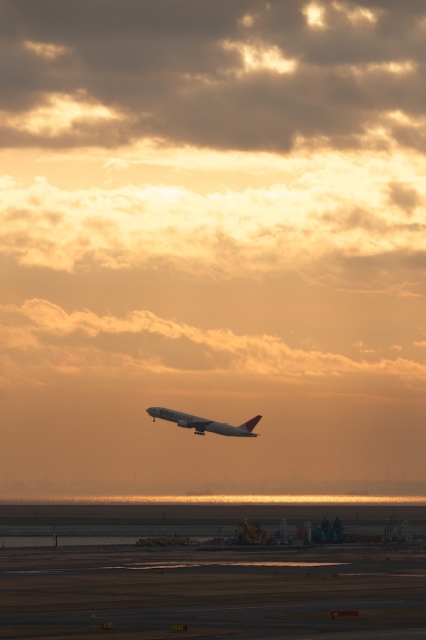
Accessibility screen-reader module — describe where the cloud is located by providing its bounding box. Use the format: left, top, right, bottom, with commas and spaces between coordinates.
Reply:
1, 1, 426, 151
0, 139, 425, 304
1, 92, 120, 137
303, 2, 327, 29
222, 40, 298, 75
2, 299, 426, 393
388, 181, 421, 214
24, 40, 68, 60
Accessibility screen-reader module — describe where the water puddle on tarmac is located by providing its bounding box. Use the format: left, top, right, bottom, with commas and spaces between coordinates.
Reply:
126, 560, 346, 570
4, 560, 347, 575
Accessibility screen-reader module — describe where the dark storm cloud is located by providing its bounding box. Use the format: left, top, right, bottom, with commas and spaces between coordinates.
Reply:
1, 0, 426, 151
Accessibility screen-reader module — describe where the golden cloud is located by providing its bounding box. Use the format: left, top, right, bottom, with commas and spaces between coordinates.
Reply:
303, 3, 327, 28
223, 41, 298, 75
24, 40, 68, 60
0, 91, 120, 137
0, 142, 426, 282
1, 299, 426, 391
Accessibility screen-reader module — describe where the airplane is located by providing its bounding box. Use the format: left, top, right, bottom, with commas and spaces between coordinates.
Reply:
146, 406, 261, 437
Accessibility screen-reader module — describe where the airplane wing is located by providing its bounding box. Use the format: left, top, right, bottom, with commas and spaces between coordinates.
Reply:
191, 421, 213, 430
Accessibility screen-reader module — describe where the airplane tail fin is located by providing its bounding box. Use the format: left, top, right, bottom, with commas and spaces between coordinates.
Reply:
238, 415, 262, 433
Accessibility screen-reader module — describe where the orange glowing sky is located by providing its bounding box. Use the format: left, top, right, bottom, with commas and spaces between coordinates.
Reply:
1, 0, 426, 495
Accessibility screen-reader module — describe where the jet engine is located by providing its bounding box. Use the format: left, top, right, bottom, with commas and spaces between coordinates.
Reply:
177, 420, 190, 428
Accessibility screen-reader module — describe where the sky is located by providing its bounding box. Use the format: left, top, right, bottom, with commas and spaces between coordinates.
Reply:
1, 0, 426, 495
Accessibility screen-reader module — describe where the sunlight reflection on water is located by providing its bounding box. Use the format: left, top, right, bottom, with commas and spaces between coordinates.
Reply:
2, 494, 426, 505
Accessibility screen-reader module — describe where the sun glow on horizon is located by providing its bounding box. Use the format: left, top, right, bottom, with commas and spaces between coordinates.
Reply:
2, 494, 426, 505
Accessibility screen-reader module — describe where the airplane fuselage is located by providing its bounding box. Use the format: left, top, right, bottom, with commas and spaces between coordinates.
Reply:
146, 406, 261, 437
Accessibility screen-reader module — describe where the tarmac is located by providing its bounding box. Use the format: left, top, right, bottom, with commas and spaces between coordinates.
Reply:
1, 544, 426, 639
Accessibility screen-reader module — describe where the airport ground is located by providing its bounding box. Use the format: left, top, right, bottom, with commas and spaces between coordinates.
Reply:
1, 543, 426, 639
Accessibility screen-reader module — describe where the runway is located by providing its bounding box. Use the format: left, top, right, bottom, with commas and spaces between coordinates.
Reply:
2, 598, 426, 639
0, 545, 425, 638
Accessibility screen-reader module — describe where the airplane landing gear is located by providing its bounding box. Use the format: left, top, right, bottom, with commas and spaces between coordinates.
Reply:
194, 431, 205, 436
